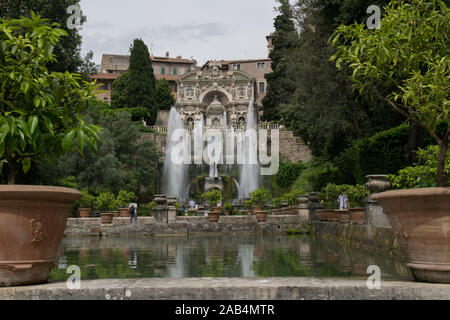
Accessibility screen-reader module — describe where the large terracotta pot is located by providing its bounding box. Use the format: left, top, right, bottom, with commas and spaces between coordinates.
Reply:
0, 185, 82, 287
100, 212, 115, 224
373, 188, 450, 284
255, 210, 268, 222
119, 208, 129, 217
208, 207, 222, 223
349, 208, 366, 224
78, 208, 91, 218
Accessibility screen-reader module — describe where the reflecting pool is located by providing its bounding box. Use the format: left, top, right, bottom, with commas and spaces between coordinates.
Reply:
50, 235, 412, 281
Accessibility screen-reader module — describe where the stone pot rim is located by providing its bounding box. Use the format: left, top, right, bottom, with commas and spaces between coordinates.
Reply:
0, 185, 82, 202
373, 187, 449, 201
365, 174, 389, 179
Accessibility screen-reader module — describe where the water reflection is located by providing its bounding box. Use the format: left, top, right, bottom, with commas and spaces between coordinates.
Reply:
49, 235, 412, 282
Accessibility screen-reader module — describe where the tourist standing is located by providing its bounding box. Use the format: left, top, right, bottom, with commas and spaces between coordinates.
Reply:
189, 199, 195, 211
129, 202, 138, 224
337, 193, 349, 210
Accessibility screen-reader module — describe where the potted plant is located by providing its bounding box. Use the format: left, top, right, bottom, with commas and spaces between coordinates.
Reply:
202, 190, 223, 222
114, 190, 135, 218
76, 190, 96, 218
332, 1, 450, 283
0, 16, 102, 287
96, 192, 116, 224
271, 197, 283, 215
223, 202, 233, 216
248, 189, 271, 222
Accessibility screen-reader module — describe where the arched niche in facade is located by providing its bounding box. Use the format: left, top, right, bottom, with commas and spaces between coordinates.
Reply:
199, 88, 232, 106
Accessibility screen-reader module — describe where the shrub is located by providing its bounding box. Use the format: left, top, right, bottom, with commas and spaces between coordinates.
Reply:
96, 192, 116, 212
202, 190, 223, 207
336, 124, 412, 184
223, 202, 233, 212
275, 161, 304, 189
75, 190, 96, 209
114, 190, 135, 209
271, 197, 283, 208
320, 183, 370, 209
248, 189, 271, 209
284, 189, 304, 207
390, 145, 450, 189
139, 201, 156, 216
291, 159, 338, 192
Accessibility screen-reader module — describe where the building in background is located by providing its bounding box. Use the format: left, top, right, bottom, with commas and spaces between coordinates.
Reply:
91, 52, 198, 103
90, 35, 273, 108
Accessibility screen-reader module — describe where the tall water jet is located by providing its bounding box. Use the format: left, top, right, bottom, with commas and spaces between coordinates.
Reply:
162, 107, 189, 200
238, 101, 260, 198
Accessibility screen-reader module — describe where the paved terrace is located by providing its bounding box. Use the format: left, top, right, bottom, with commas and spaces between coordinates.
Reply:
1, 278, 450, 300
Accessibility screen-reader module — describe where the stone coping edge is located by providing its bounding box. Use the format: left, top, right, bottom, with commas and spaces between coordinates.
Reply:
1, 277, 450, 300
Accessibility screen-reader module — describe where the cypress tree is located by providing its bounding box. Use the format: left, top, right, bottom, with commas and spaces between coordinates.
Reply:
111, 39, 158, 125
262, 0, 298, 122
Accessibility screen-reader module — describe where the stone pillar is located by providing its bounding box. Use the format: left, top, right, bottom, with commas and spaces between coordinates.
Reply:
167, 196, 177, 223
308, 192, 323, 224
153, 194, 168, 223
298, 194, 310, 225
365, 175, 392, 237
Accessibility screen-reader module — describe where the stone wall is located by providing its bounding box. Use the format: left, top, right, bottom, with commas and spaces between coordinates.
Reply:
64, 215, 308, 237
140, 128, 311, 164
3, 277, 450, 300
311, 221, 401, 255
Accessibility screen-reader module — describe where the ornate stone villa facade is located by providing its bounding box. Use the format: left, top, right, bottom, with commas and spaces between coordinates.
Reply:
91, 36, 311, 163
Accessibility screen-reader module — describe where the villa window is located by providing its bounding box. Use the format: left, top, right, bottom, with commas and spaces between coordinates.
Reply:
161, 67, 165, 75
233, 64, 241, 70
257, 62, 266, 69
173, 67, 177, 75
259, 82, 265, 94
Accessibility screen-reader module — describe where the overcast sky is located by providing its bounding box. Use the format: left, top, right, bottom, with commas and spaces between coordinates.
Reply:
79, 0, 278, 66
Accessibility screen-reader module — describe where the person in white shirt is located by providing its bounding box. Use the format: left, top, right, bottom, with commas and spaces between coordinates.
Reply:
337, 193, 349, 210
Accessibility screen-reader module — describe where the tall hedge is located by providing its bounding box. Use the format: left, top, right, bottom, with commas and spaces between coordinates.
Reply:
336, 123, 434, 184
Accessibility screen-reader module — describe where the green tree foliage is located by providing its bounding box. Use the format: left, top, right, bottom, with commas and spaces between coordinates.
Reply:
275, 161, 304, 188
27, 103, 159, 203
331, 0, 449, 186
0, 15, 101, 184
320, 183, 370, 209
262, 0, 298, 121
79, 50, 98, 82
335, 124, 413, 184
390, 145, 450, 189
154, 79, 175, 111
114, 190, 135, 209
111, 39, 158, 124
278, 0, 403, 161
96, 191, 115, 212
0, 0, 85, 73
290, 158, 339, 192
248, 188, 271, 209
202, 189, 223, 206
